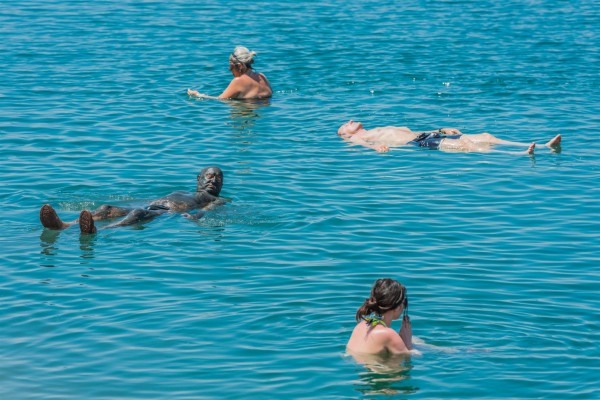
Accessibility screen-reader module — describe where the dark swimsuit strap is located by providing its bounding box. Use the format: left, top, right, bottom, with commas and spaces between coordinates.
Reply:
413, 131, 440, 142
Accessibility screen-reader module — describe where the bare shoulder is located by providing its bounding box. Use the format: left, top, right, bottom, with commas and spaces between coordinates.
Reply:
220, 77, 249, 98
229, 76, 246, 85
358, 326, 394, 344
377, 326, 399, 339
379, 327, 410, 353
256, 72, 271, 86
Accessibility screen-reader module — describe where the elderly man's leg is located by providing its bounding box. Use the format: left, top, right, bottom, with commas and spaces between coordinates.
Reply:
40, 204, 76, 230
42, 204, 136, 231
439, 137, 535, 154
91, 204, 132, 221
105, 208, 167, 228
464, 132, 562, 148
462, 133, 531, 146
438, 137, 487, 152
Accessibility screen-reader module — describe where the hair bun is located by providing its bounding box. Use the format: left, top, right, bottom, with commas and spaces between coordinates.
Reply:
233, 46, 257, 65
366, 297, 377, 307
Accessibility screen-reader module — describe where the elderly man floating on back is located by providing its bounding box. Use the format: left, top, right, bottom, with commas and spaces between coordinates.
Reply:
40, 166, 225, 234
338, 120, 561, 154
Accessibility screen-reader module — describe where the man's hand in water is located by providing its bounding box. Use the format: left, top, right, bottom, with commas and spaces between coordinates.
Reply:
182, 211, 205, 220
399, 314, 413, 350
440, 127, 462, 135
187, 89, 202, 97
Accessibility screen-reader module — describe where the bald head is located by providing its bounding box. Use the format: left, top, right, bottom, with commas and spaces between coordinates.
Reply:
197, 166, 223, 196
338, 120, 364, 137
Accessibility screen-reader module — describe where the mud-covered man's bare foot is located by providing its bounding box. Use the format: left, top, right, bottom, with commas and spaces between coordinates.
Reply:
79, 210, 97, 234
40, 204, 75, 230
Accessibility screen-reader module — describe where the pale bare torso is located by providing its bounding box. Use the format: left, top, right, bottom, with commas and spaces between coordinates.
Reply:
355, 126, 419, 146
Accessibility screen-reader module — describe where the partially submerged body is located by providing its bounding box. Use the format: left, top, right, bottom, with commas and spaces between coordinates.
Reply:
188, 46, 272, 100
338, 121, 562, 154
40, 166, 225, 234
346, 278, 413, 356
346, 314, 413, 356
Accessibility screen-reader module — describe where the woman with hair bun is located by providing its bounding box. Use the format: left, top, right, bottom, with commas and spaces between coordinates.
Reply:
346, 278, 413, 355
188, 46, 272, 100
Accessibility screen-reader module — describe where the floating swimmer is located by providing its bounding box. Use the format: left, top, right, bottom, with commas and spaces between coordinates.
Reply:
347, 278, 413, 356
338, 120, 562, 154
40, 166, 225, 234
188, 46, 272, 100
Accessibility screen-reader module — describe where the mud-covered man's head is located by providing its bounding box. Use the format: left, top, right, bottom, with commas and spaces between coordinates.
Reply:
197, 166, 223, 196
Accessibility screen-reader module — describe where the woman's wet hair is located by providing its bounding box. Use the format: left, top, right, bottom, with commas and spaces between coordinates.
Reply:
229, 46, 257, 69
355, 278, 407, 322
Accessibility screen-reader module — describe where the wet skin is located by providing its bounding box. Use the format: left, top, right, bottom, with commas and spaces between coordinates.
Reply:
40, 166, 225, 233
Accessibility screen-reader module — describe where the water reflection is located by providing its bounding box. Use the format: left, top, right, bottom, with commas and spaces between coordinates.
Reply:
40, 226, 97, 263
79, 233, 96, 262
194, 226, 225, 242
226, 98, 270, 133
528, 144, 562, 167
348, 351, 418, 396
549, 145, 562, 154
40, 229, 60, 257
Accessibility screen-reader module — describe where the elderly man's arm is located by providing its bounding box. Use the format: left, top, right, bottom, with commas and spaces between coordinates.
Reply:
439, 128, 463, 135
182, 210, 205, 220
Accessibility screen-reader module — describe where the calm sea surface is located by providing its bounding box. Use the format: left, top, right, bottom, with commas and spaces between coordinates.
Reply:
1, 1, 599, 398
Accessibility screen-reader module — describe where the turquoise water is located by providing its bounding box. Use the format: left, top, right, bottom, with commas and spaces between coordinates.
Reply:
1, 0, 599, 398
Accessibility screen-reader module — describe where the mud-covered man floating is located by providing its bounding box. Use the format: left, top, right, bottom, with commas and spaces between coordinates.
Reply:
40, 166, 225, 234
